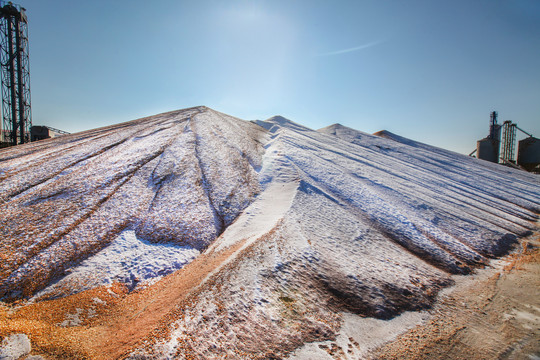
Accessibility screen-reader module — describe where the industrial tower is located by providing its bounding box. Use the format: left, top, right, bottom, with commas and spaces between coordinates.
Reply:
500, 120, 517, 163
0, 1, 31, 146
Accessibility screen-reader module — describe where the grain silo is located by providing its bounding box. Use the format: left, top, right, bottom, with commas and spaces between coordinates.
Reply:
517, 137, 540, 173
476, 111, 500, 163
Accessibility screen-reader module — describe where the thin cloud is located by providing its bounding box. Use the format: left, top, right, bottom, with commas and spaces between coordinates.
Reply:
316, 40, 384, 57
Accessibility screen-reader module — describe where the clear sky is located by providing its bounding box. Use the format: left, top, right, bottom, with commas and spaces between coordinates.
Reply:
18, 0, 540, 154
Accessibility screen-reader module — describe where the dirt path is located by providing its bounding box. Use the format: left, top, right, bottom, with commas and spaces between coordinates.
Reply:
372, 237, 540, 360
87, 239, 249, 359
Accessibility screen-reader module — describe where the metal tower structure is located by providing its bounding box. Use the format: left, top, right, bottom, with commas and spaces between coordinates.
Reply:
488, 111, 500, 140
500, 120, 517, 163
0, 1, 31, 146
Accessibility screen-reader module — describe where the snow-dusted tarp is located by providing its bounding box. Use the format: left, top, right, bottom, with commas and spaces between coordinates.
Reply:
0, 107, 538, 359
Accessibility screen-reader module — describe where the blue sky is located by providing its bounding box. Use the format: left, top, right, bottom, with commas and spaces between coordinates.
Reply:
19, 0, 540, 154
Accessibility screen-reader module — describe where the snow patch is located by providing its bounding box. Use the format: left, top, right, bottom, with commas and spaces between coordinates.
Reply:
59, 308, 83, 327
210, 123, 299, 252
34, 230, 199, 299
211, 181, 298, 253
287, 311, 428, 359
0, 334, 31, 360
92, 297, 106, 305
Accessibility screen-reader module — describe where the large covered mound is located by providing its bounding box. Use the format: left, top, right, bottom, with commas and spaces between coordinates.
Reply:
0, 107, 538, 359
0, 106, 266, 299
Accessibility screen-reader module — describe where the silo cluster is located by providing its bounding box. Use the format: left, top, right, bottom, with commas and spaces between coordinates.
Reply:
476, 111, 539, 173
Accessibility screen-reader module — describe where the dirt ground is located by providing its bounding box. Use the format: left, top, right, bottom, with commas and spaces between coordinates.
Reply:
371, 236, 540, 360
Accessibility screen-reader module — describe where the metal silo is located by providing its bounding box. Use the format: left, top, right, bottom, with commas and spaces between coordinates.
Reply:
517, 137, 540, 173
477, 138, 500, 163
476, 111, 501, 163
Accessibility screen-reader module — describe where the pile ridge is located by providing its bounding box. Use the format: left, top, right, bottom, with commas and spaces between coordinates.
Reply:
0, 106, 266, 299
